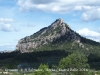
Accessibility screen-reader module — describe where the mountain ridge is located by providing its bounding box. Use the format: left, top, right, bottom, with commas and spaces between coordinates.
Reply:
16, 18, 100, 53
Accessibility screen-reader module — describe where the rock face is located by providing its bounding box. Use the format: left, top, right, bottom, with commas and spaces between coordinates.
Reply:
16, 18, 81, 53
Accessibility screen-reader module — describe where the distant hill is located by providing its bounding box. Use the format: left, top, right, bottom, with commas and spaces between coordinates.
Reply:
16, 18, 100, 55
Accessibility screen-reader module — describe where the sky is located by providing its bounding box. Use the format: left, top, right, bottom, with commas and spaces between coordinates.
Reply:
0, 0, 100, 51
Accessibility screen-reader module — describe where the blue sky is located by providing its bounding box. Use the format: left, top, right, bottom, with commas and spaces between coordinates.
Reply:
0, 0, 100, 51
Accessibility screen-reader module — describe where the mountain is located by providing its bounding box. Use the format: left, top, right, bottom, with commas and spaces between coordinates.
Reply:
16, 18, 100, 53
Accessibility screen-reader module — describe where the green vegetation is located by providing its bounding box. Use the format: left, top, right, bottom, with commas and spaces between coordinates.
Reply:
0, 51, 100, 75
1, 46, 100, 70
32, 64, 51, 75
0, 50, 68, 69
59, 52, 89, 75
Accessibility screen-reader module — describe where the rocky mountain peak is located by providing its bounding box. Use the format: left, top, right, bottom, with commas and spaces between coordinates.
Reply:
50, 18, 70, 31
52, 18, 65, 26
57, 18, 64, 23
16, 18, 80, 53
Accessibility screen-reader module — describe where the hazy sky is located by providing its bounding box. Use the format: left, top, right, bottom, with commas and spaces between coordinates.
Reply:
0, 0, 100, 51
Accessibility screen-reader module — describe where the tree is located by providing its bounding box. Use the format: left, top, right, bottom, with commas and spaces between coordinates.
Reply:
33, 64, 51, 75
59, 51, 90, 75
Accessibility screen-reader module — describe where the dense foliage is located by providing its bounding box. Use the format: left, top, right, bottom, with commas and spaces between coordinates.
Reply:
59, 52, 89, 75
0, 48, 100, 70
33, 64, 51, 75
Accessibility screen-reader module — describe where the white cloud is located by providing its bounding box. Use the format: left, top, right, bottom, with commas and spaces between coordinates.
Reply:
77, 28, 100, 42
0, 23, 18, 32
17, 0, 100, 21
81, 7, 100, 21
0, 18, 18, 32
0, 18, 14, 23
